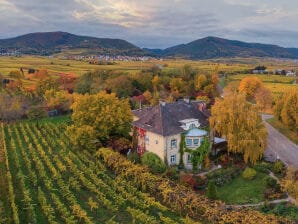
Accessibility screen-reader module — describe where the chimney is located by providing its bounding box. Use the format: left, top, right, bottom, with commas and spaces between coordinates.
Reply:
183, 97, 190, 104
159, 100, 166, 106
197, 102, 206, 112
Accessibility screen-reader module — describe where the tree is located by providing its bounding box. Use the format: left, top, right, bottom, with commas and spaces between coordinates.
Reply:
0, 93, 25, 121
105, 75, 133, 98
66, 92, 132, 150
280, 90, 298, 131
281, 167, 298, 205
141, 152, 166, 174
209, 93, 267, 164
238, 76, 263, 99
26, 105, 48, 120
36, 77, 59, 98
9, 70, 24, 79
274, 90, 298, 131
254, 87, 272, 111
44, 89, 73, 112
206, 180, 217, 200
195, 74, 207, 91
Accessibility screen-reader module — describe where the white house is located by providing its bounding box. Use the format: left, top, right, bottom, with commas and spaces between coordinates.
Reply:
132, 100, 225, 169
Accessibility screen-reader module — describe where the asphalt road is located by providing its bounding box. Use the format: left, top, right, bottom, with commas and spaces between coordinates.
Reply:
262, 114, 298, 169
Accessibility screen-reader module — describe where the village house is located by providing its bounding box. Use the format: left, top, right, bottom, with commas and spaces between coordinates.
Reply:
132, 100, 226, 169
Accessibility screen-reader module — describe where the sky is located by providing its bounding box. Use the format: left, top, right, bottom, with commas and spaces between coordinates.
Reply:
1, 0, 298, 49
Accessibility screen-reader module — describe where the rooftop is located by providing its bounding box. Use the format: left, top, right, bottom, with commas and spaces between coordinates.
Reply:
133, 100, 209, 136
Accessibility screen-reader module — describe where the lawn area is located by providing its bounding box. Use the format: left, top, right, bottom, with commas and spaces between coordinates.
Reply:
267, 117, 298, 145
217, 171, 267, 205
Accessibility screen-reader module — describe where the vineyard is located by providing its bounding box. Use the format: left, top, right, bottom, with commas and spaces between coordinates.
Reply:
0, 119, 190, 224
0, 118, 293, 224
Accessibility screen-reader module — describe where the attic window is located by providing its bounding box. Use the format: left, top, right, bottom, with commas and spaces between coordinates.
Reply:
179, 118, 200, 130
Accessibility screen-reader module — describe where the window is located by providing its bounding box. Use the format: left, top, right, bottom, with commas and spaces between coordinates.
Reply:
187, 154, 192, 163
186, 138, 192, 147
170, 155, 176, 164
171, 139, 177, 149
193, 139, 199, 146
145, 136, 149, 145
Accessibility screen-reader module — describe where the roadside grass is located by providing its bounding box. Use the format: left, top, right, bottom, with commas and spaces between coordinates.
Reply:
266, 118, 298, 145
217, 171, 267, 205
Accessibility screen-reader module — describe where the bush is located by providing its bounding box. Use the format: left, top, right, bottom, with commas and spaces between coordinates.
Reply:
127, 152, 140, 164
206, 180, 218, 200
273, 160, 284, 174
263, 176, 280, 190
141, 152, 166, 174
253, 163, 270, 174
206, 167, 241, 186
242, 167, 257, 180
163, 167, 179, 181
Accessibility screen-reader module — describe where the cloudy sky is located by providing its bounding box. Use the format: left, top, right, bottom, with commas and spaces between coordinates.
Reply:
1, 0, 298, 48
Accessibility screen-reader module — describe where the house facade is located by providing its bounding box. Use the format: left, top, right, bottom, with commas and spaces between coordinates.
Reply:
132, 100, 214, 169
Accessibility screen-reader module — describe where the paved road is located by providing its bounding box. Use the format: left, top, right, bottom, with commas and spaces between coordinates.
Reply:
262, 114, 298, 169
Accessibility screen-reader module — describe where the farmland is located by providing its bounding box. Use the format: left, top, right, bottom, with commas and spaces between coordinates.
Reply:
0, 117, 186, 223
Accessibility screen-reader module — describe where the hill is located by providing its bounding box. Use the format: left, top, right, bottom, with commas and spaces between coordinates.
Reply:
146, 36, 298, 59
0, 31, 145, 56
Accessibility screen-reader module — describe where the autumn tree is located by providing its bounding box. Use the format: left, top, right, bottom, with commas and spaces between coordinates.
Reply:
105, 75, 134, 98
281, 167, 298, 205
210, 93, 267, 164
66, 92, 132, 151
0, 93, 24, 121
254, 87, 272, 111
44, 89, 73, 112
36, 77, 59, 99
238, 76, 263, 99
274, 90, 298, 131
9, 70, 24, 79
195, 74, 207, 91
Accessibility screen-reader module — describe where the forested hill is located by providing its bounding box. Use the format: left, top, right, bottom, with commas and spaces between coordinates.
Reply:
0, 31, 145, 56
145, 36, 298, 59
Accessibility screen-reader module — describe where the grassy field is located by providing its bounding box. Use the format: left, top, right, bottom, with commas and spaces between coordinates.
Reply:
0, 117, 186, 223
217, 171, 268, 204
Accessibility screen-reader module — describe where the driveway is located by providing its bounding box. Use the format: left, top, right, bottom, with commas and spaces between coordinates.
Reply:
262, 114, 298, 169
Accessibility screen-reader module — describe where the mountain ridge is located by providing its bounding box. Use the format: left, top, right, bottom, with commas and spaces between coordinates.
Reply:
0, 31, 144, 56
1, 32, 298, 59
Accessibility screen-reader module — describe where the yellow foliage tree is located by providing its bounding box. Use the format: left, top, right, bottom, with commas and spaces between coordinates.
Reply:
238, 76, 263, 99
66, 92, 132, 150
195, 74, 207, 91
44, 89, 73, 111
281, 167, 298, 205
209, 93, 267, 164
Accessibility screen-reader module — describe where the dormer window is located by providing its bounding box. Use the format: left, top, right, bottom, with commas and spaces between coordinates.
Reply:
179, 118, 200, 130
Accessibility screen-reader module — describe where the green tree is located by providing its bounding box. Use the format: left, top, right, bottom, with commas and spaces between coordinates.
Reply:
66, 92, 132, 150
141, 152, 166, 174
206, 180, 217, 200
210, 93, 267, 164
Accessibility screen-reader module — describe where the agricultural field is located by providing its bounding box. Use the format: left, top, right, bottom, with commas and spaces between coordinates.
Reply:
0, 117, 186, 224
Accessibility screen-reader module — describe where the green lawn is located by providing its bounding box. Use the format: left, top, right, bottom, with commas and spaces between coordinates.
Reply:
217, 172, 267, 205
267, 118, 298, 145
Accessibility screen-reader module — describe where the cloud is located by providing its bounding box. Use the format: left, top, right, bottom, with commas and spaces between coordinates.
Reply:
0, 0, 298, 48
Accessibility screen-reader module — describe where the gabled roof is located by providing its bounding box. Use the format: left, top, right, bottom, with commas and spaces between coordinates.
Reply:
132, 100, 209, 136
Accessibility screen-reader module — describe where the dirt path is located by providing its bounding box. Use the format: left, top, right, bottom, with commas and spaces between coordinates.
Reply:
262, 114, 298, 169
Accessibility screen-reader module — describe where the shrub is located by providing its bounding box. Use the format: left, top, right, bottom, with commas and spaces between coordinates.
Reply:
163, 167, 179, 181
206, 167, 241, 186
141, 152, 166, 174
206, 180, 217, 200
263, 177, 280, 191
242, 167, 257, 180
127, 152, 140, 164
273, 160, 284, 174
